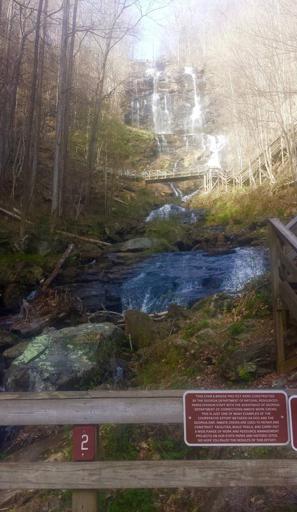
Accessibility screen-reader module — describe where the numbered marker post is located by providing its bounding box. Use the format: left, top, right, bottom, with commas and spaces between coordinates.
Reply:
73, 425, 97, 461
72, 425, 98, 512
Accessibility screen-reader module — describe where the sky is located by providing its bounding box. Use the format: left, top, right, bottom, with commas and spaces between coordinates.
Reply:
133, 1, 173, 60
133, 0, 232, 61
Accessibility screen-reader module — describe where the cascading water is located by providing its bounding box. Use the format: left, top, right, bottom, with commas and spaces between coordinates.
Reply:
184, 66, 203, 133
149, 68, 173, 153
170, 182, 183, 199
121, 248, 268, 314
207, 135, 226, 169
128, 60, 229, 201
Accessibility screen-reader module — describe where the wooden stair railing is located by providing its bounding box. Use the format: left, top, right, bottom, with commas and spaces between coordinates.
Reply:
269, 216, 297, 372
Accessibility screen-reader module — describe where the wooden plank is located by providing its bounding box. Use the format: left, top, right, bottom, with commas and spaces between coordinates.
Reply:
287, 216, 297, 232
0, 390, 186, 400
279, 281, 297, 322
0, 395, 183, 426
2, 389, 297, 427
279, 251, 297, 282
1, 460, 297, 489
270, 225, 286, 371
269, 218, 297, 252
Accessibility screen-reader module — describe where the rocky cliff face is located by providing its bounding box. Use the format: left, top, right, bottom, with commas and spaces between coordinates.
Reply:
124, 59, 226, 174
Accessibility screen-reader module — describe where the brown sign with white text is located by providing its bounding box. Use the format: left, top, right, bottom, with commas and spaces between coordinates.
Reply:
184, 391, 289, 446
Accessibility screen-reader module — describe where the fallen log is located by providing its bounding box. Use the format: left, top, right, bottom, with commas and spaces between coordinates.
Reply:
41, 243, 74, 291
114, 197, 128, 206
88, 310, 124, 325
11, 314, 57, 338
0, 205, 111, 248
56, 230, 111, 247
0, 207, 32, 224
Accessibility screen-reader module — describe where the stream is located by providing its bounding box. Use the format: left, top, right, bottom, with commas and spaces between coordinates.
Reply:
121, 246, 268, 313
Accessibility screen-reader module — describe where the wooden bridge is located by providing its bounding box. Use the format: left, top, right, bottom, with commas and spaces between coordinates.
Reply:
119, 167, 229, 187
119, 127, 293, 193
119, 168, 205, 182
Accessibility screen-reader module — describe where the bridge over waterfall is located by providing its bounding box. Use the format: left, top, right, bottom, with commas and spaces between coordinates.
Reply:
119, 167, 228, 190
119, 128, 289, 191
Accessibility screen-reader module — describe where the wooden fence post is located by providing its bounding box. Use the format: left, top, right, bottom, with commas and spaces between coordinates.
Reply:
72, 425, 99, 512
269, 224, 286, 373
72, 491, 98, 512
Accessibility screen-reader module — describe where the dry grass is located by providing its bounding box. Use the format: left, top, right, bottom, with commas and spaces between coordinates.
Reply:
190, 182, 297, 227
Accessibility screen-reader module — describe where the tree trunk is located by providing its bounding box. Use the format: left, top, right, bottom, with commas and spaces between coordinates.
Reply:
30, 0, 48, 205
62, 0, 79, 214
52, 0, 70, 217
20, 0, 44, 235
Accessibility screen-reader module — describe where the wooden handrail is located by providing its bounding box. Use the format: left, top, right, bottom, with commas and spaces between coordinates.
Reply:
0, 390, 184, 426
269, 215, 297, 372
1, 460, 297, 490
1, 389, 297, 426
269, 218, 297, 252
287, 215, 297, 231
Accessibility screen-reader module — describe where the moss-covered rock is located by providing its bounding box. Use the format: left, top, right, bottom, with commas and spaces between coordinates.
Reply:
219, 340, 275, 382
4, 323, 127, 391
125, 310, 170, 349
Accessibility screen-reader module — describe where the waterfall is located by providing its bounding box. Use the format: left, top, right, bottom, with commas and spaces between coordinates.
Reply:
207, 135, 226, 169
184, 66, 202, 133
128, 61, 228, 188
131, 78, 141, 128
152, 70, 161, 133
170, 182, 183, 199
159, 134, 168, 153
131, 99, 140, 127
151, 69, 171, 135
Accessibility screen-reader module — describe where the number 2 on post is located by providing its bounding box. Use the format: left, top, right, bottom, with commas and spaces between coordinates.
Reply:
72, 425, 97, 461
81, 433, 89, 451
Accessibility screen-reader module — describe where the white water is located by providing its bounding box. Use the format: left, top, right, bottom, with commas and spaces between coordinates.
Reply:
151, 69, 171, 137
184, 66, 203, 133
145, 203, 197, 223
207, 134, 226, 169
169, 182, 201, 203
121, 248, 268, 314
130, 62, 228, 197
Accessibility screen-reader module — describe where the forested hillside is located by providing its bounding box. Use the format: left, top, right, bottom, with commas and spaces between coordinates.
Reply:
0, 0, 163, 227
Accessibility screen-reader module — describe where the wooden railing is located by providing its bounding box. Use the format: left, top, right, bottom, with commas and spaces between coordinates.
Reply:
118, 167, 228, 185
269, 215, 297, 372
119, 129, 291, 191
1, 390, 297, 511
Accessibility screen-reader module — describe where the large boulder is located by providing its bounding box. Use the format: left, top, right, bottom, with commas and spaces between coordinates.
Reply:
4, 323, 126, 391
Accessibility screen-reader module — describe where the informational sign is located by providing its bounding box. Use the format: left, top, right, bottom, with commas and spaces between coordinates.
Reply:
184, 390, 289, 447
289, 396, 297, 452
72, 425, 97, 461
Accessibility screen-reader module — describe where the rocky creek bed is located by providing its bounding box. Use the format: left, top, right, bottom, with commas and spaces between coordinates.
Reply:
0, 203, 269, 452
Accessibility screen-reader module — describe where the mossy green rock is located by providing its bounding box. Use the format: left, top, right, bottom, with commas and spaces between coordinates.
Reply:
4, 323, 126, 391
125, 310, 170, 349
220, 340, 274, 382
